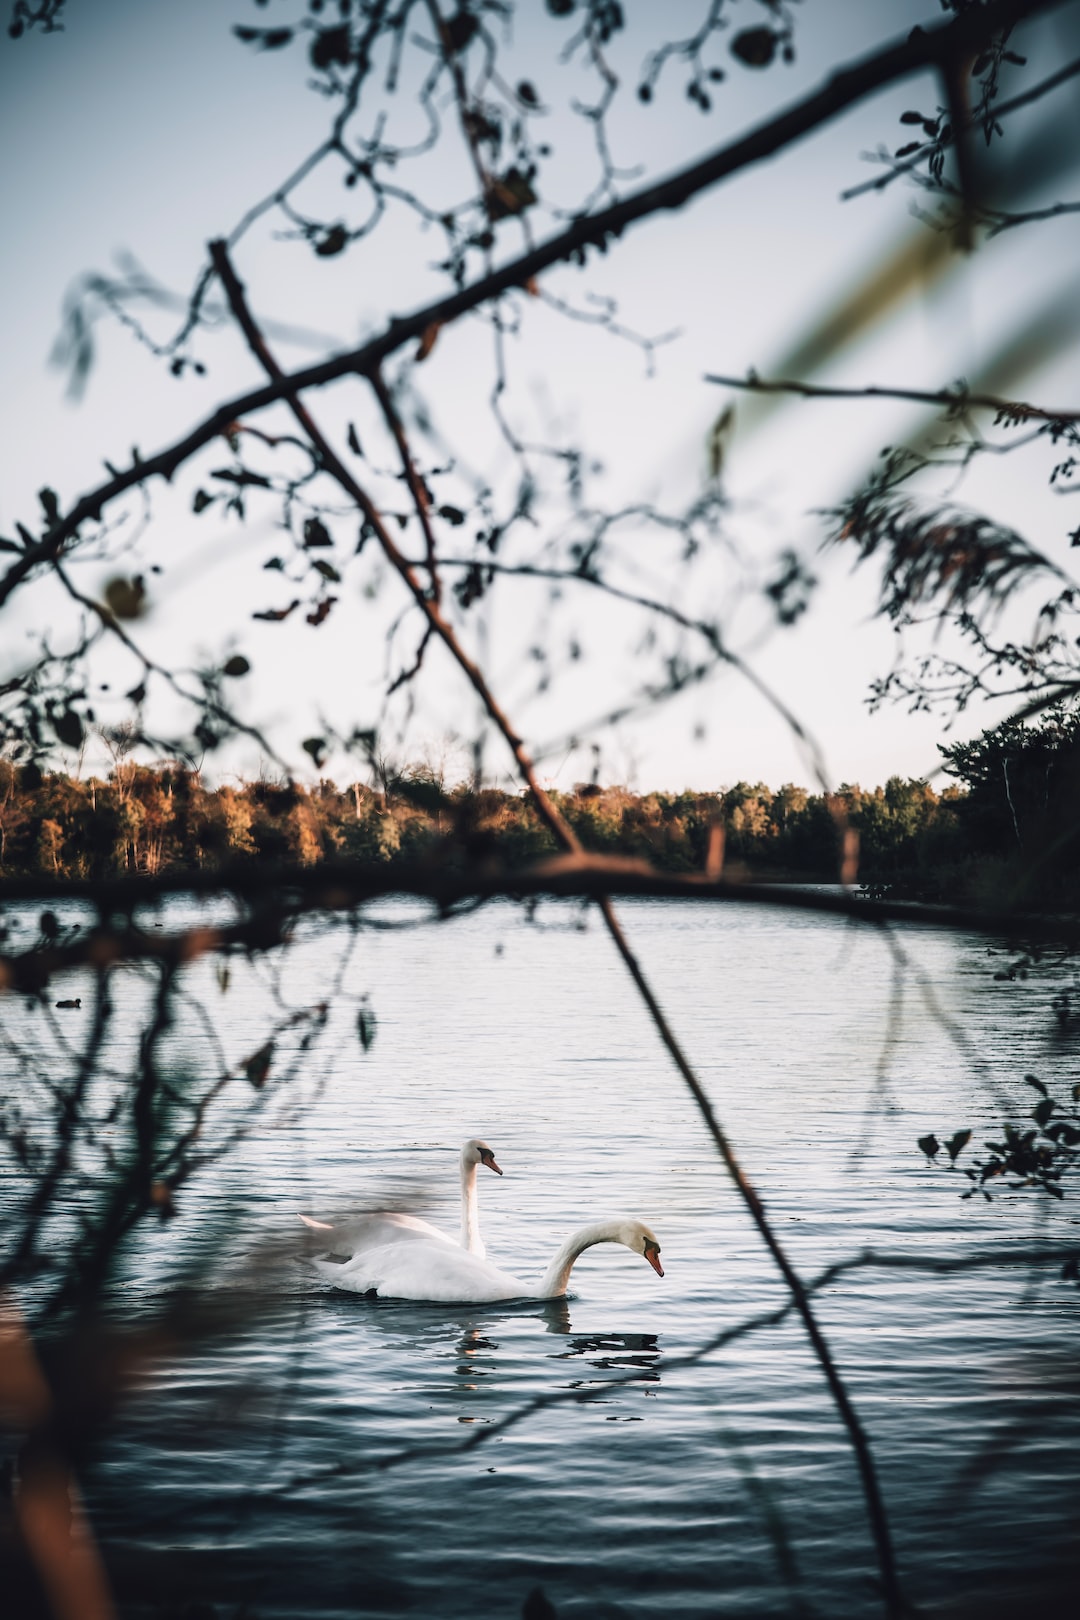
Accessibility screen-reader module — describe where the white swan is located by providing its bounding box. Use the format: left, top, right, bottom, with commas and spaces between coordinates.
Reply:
298, 1137, 503, 1260
315, 1217, 664, 1304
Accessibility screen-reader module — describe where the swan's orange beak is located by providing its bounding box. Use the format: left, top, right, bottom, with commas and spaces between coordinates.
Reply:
645, 1249, 664, 1278
482, 1154, 503, 1176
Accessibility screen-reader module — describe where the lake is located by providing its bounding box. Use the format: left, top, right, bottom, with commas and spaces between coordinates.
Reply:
4, 895, 1080, 1618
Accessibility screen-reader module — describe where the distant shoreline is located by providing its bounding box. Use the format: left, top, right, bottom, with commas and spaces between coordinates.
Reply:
0, 761, 965, 895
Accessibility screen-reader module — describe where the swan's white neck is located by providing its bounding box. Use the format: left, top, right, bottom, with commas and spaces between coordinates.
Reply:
537, 1220, 628, 1298
459, 1151, 485, 1256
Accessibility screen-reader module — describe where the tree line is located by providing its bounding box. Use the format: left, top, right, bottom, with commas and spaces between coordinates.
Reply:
0, 750, 963, 891
9, 707, 1077, 900
3, 755, 945, 882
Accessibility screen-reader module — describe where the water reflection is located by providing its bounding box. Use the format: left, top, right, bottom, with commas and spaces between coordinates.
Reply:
44, 902, 1080, 1618
315, 1290, 667, 1427
454, 1324, 498, 1387
539, 1297, 572, 1336
550, 1331, 663, 1404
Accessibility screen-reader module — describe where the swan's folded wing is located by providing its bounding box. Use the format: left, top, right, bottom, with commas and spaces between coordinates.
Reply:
325, 1238, 526, 1303
301, 1211, 454, 1254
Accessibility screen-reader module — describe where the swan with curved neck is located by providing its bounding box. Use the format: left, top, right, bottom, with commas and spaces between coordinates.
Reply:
458, 1138, 501, 1255
299, 1138, 502, 1260
318, 1217, 664, 1304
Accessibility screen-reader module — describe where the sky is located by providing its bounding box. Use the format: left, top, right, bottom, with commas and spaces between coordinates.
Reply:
2, 0, 1080, 794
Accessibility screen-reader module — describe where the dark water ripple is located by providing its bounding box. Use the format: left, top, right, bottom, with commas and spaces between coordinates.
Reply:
4, 897, 1080, 1616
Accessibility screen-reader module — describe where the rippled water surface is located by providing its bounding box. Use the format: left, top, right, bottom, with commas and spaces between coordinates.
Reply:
9, 898, 1080, 1617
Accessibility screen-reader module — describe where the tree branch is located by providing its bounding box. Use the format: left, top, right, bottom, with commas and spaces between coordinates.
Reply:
706, 371, 1079, 423
3, 0, 1065, 610
2, 850, 1077, 979
370, 369, 443, 604
841, 48, 1080, 203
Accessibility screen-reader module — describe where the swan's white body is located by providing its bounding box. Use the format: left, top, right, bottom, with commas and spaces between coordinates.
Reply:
316, 1218, 664, 1304
298, 1138, 502, 1262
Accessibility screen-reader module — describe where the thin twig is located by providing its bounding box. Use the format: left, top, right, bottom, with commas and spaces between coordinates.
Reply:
371, 370, 443, 604
705, 372, 1079, 424
841, 50, 1080, 203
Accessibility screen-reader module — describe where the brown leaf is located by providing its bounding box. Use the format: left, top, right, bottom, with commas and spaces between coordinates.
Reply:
150, 1180, 177, 1221
707, 405, 734, 481
244, 1041, 274, 1089
103, 575, 148, 620
303, 516, 333, 548
306, 596, 338, 627
415, 321, 442, 362
443, 10, 478, 52
486, 167, 538, 220
731, 27, 777, 68
310, 25, 352, 71
252, 599, 300, 622
315, 224, 348, 258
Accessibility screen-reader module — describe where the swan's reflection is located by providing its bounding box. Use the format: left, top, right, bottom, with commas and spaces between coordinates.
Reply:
320, 1293, 665, 1419
454, 1323, 499, 1387
539, 1296, 572, 1335
538, 1299, 663, 1394
550, 1331, 662, 1391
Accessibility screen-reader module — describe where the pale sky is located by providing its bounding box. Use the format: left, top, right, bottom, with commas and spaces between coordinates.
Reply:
3, 0, 1079, 793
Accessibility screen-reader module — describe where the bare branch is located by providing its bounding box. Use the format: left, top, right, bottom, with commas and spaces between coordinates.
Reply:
3, 850, 1079, 991
841, 47, 1080, 202
706, 371, 1080, 424
371, 369, 443, 604
3, 0, 1064, 610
